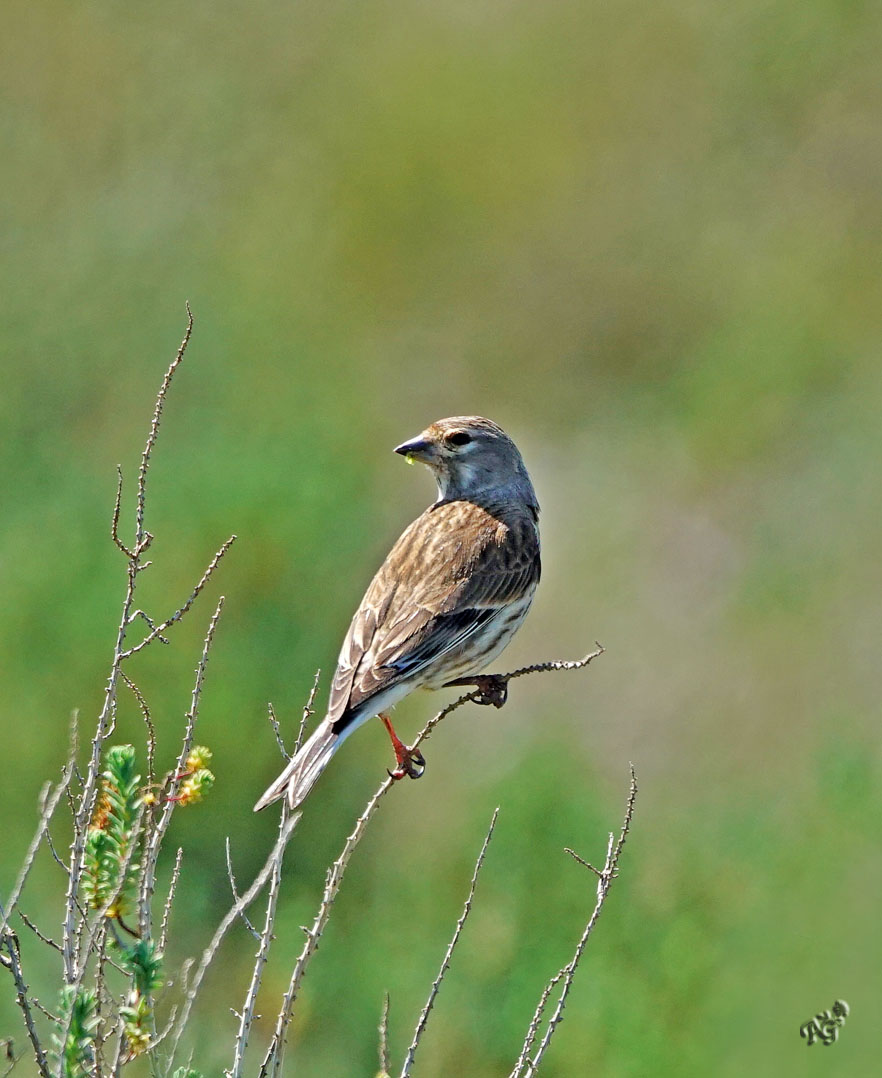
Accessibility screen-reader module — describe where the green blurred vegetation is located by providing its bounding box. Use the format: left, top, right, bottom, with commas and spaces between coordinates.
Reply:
2, 0, 881, 1073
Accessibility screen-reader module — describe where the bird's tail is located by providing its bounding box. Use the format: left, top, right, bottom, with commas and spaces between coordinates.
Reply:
253, 719, 341, 812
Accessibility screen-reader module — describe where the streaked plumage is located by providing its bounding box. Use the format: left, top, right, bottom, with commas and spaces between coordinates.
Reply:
254, 416, 540, 812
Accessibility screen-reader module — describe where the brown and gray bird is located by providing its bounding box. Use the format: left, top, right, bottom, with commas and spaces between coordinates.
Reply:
254, 416, 540, 812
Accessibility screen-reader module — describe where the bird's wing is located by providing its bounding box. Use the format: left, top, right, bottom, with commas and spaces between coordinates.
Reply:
326, 500, 540, 732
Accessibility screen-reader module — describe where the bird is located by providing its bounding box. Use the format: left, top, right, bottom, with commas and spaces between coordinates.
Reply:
254, 416, 541, 812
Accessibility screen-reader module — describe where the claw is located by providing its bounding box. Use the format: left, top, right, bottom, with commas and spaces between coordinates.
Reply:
445, 674, 509, 708
381, 713, 426, 782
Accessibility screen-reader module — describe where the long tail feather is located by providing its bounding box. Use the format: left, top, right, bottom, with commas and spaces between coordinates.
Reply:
253, 719, 340, 812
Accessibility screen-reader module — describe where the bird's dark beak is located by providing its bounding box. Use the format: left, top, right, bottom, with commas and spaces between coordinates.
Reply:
394, 436, 435, 464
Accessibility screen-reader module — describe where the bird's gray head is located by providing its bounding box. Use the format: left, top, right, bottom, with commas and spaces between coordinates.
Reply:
394, 416, 539, 512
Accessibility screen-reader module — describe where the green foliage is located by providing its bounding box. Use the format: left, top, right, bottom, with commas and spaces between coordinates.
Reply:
172, 1069, 203, 1078
177, 746, 215, 806
118, 938, 163, 998
52, 987, 99, 1078
83, 745, 142, 917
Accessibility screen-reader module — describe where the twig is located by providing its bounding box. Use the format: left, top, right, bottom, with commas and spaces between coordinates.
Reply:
135, 303, 192, 550
110, 466, 133, 558
265, 668, 320, 762
138, 597, 225, 941
256, 690, 472, 1078
296, 668, 321, 754
399, 808, 500, 1077
228, 805, 294, 1078
1, 755, 74, 940
0, 929, 52, 1078
378, 993, 391, 1077
225, 841, 260, 941
259, 650, 604, 1078
17, 913, 62, 953
265, 704, 289, 762
494, 644, 605, 686
167, 811, 301, 1067
119, 538, 236, 659
120, 672, 156, 785
158, 849, 184, 953
64, 312, 195, 980
510, 764, 637, 1078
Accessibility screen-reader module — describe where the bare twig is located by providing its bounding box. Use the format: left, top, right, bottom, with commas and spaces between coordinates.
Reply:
159, 849, 184, 954
120, 672, 156, 785
399, 808, 500, 1077
64, 311, 195, 981
110, 466, 133, 558
167, 811, 301, 1067
1, 754, 74, 940
228, 805, 294, 1078
0, 929, 52, 1078
259, 650, 604, 1078
135, 303, 192, 550
510, 763, 637, 1078
138, 597, 226, 941
225, 840, 260, 941
378, 993, 391, 1077
119, 538, 236, 659
265, 704, 289, 762
494, 645, 605, 683
265, 669, 321, 762
257, 692, 472, 1078
17, 913, 61, 954
296, 668, 321, 754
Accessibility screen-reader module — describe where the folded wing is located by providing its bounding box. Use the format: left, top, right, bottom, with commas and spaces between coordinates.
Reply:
327, 500, 540, 733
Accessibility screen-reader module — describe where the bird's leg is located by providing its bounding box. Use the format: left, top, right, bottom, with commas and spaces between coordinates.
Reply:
444, 674, 508, 708
380, 712, 426, 781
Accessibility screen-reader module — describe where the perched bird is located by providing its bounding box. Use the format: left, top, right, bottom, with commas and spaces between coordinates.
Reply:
254, 416, 540, 812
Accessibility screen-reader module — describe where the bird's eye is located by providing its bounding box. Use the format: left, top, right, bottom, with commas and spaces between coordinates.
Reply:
446, 430, 472, 447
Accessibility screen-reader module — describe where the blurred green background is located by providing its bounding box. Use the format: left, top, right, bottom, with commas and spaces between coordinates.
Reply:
2, 0, 881, 1074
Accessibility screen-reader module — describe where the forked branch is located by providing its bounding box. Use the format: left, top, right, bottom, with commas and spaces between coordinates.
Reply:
259, 647, 606, 1077
510, 764, 638, 1077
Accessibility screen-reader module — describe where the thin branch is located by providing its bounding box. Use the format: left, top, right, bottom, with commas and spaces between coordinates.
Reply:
224, 841, 260, 941
126, 610, 170, 648
256, 691, 473, 1078
1, 753, 74, 939
28, 997, 59, 1023
167, 812, 301, 1067
111, 467, 134, 558
158, 849, 184, 953
0, 929, 52, 1078
495, 644, 605, 684
135, 303, 193, 550
120, 672, 156, 785
120, 537, 236, 659
268, 667, 323, 761
259, 649, 604, 1078
378, 993, 391, 1078
228, 806, 294, 1078
510, 764, 637, 1078
64, 314, 197, 979
138, 597, 225, 941
399, 808, 500, 1077
18, 913, 62, 954
563, 848, 603, 877
265, 704, 289, 762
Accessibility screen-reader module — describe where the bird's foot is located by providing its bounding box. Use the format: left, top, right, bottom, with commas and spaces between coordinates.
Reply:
380, 713, 426, 781
445, 673, 509, 708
